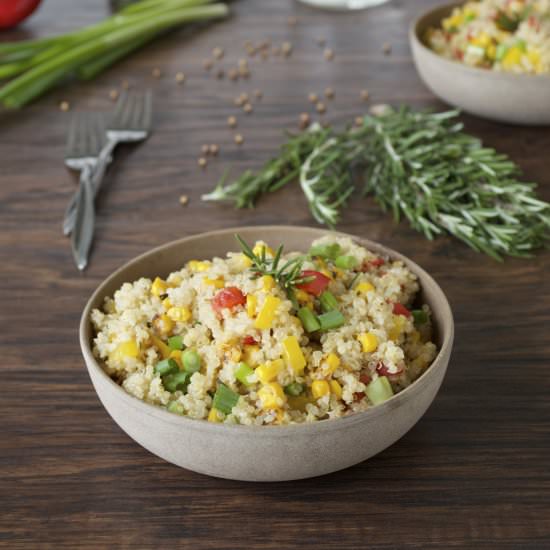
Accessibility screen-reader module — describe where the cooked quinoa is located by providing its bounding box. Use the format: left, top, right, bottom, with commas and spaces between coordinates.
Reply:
91, 236, 437, 425
426, 0, 550, 74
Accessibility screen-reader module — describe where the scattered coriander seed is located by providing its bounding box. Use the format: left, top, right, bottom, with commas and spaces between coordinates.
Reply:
239, 92, 249, 103
324, 87, 334, 100
175, 72, 185, 84
234, 133, 244, 145
209, 144, 219, 156
59, 100, 70, 112
299, 112, 310, 129
216, 68, 225, 79
228, 68, 239, 81
316, 101, 326, 114
203, 59, 213, 71
198, 157, 207, 168
109, 89, 119, 101
324, 48, 334, 61
382, 42, 392, 55
360, 89, 370, 101
227, 115, 237, 128
288, 15, 297, 26
370, 103, 391, 117
355, 116, 364, 127
253, 89, 263, 100
243, 103, 253, 114
152, 67, 161, 78
308, 92, 318, 103
282, 42, 293, 57
201, 144, 210, 155
213, 47, 224, 59
179, 195, 189, 206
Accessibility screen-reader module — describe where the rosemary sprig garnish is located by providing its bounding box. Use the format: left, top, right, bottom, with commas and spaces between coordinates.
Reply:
205, 107, 550, 261
235, 235, 311, 308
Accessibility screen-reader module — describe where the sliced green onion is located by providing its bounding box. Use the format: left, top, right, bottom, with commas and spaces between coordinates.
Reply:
155, 358, 179, 376
235, 362, 254, 386
182, 349, 201, 373
318, 310, 345, 331
212, 383, 240, 414
411, 309, 428, 325
309, 243, 341, 260
163, 371, 190, 393
320, 290, 338, 312
168, 335, 185, 351
334, 255, 358, 269
496, 43, 509, 61
167, 401, 184, 415
365, 376, 394, 405
297, 306, 321, 333
284, 382, 304, 396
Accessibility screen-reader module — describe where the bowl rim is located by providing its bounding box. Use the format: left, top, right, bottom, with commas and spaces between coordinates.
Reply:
409, 0, 550, 82
80, 225, 454, 437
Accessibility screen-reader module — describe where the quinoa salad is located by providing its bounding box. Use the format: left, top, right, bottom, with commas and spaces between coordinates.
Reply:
426, 0, 550, 74
91, 236, 437, 426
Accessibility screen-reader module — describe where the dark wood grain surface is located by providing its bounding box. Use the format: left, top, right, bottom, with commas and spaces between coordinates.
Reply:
1, 0, 549, 548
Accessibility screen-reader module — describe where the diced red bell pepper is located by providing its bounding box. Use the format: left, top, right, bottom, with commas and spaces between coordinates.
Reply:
212, 287, 246, 314
359, 373, 372, 385
242, 335, 258, 346
295, 270, 331, 296
360, 258, 385, 272
375, 361, 403, 377
353, 392, 365, 401
392, 303, 412, 318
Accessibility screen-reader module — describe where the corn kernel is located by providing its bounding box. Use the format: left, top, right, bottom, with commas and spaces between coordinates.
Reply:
254, 295, 281, 330
151, 277, 168, 297
262, 275, 275, 291
167, 307, 192, 323
311, 380, 330, 399
208, 407, 224, 422
258, 383, 286, 409
243, 344, 260, 366
502, 46, 522, 69
203, 277, 225, 288
154, 314, 174, 335
241, 254, 253, 268
151, 334, 171, 359
253, 242, 274, 258
471, 32, 490, 49
255, 359, 284, 384
358, 332, 378, 353
188, 260, 210, 272
246, 294, 257, 318
320, 269, 333, 280
230, 348, 242, 362
388, 315, 405, 341
295, 289, 310, 303
282, 335, 306, 375
111, 340, 139, 361
330, 380, 343, 398
325, 353, 340, 374
355, 282, 375, 295
162, 297, 172, 310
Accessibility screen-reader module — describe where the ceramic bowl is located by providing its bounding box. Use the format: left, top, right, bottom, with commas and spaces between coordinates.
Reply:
80, 226, 454, 481
410, 2, 550, 125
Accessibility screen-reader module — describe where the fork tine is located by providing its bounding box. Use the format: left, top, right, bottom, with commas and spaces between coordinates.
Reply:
138, 90, 153, 131
110, 90, 133, 130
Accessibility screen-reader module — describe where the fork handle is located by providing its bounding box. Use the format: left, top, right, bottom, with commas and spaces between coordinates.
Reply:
71, 164, 95, 271
62, 138, 117, 236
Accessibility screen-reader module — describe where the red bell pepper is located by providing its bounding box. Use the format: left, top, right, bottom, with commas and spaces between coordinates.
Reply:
0, 0, 42, 29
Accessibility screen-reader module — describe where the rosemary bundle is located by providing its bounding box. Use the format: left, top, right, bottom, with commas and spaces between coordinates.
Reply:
203, 107, 550, 260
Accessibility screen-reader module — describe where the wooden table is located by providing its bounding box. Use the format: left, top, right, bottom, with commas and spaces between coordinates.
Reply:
2, 0, 549, 547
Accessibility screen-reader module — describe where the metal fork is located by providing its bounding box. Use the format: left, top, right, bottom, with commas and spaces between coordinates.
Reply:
63, 89, 153, 236
69, 90, 153, 270
63, 113, 107, 270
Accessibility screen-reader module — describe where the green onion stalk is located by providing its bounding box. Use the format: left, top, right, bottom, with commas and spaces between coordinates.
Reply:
0, 0, 228, 108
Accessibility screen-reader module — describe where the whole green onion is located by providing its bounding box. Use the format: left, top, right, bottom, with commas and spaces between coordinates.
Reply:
0, 0, 228, 108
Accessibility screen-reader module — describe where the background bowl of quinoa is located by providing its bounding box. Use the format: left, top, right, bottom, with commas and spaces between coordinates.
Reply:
80, 226, 454, 481
409, 2, 550, 125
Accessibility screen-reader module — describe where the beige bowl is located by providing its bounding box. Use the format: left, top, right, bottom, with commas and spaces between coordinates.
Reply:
80, 226, 454, 481
410, 2, 550, 125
